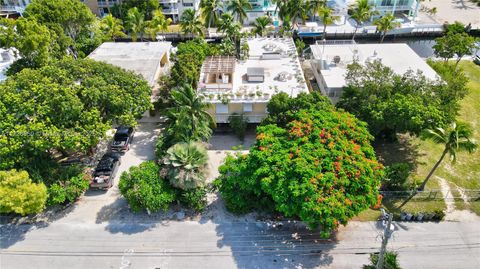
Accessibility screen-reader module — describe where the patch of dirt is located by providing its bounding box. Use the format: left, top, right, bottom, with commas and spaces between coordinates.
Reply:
437, 176, 480, 222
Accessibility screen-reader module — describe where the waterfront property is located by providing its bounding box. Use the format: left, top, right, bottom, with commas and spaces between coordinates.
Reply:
88, 42, 172, 87
82, 0, 200, 21
369, 0, 421, 21
309, 40, 438, 103
198, 37, 309, 123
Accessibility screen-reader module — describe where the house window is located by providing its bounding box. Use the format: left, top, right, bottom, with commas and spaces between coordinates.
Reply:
216, 104, 228, 114
183, 3, 193, 6
243, 103, 253, 113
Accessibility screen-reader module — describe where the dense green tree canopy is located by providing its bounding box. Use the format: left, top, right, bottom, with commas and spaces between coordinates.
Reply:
217, 93, 383, 237
337, 60, 466, 139
0, 170, 48, 215
0, 58, 151, 170
0, 18, 57, 71
24, 0, 100, 56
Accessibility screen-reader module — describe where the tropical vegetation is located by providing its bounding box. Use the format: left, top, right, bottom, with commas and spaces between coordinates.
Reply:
0, 170, 48, 215
417, 122, 477, 191
216, 92, 384, 237
180, 9, 204, 37
162, 142, 209, 190
373, 13, 400, 43
337, 60, 468, 140
349, 0, 377, 40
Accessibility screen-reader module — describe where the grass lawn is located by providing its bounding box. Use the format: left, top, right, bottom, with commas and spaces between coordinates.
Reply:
419, 61, 480, 214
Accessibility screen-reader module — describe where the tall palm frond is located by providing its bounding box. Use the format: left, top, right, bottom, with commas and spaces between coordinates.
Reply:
100, 14, 127, 41
125, 7, 146, 42
226, 0, 252, 24
180, 9, 204, 37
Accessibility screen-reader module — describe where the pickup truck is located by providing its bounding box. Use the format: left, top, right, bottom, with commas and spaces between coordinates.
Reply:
111, 126, 134, 152
90, 153, 121, 190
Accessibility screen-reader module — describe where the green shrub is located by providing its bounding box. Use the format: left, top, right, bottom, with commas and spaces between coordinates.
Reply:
382, 163, 411, 191
433, 209, 446, 221
0, 170, 48, 215
178, 187, 208, 212
119, 161, 176, 213
363, 251, 401, 269
46, 173, 90, 206
64, 175, 90, 203
229, 113, 249, 141
47, 184, 67, 206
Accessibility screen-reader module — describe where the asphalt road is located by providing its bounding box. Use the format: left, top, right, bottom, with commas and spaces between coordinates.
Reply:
1, 220, 479, 269
1, 123, 479, 269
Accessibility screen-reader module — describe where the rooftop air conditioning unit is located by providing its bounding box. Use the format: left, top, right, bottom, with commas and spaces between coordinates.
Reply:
333, 55, 341, 64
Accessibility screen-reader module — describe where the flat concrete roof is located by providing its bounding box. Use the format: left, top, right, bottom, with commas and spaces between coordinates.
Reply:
311, 42, 439, 89
88, 42, 172, 87
234, 38, 308, 98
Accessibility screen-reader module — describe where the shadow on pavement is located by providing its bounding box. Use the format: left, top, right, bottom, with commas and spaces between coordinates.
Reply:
213, 219, 336, 269
208, 129, 256, 151
95, 198, 174, 235
0, 204, 76, 248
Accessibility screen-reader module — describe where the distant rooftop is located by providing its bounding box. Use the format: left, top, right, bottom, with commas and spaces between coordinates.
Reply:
310, 40, 439, 89
88, 42, 172, 87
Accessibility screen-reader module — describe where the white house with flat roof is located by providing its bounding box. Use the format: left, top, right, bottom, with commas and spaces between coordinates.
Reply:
88, 42, 172, 88
198, 37, 309, 123
310, 40, 438, 103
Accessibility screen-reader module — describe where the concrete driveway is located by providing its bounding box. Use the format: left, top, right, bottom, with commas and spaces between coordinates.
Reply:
58, 122, 161, 224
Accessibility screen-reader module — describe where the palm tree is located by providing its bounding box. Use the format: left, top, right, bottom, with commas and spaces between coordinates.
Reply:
287, 0, 309, 29
418, 122, 477, 191
309, 0, 326, 22
180, 9, 204, 37
253, 16, 272, 37
398, 122, 477, 209
373, 13, 400, 43
163, 141, 208, 190
226, 0, 252, 25
124, 7, 146, 42
217, 12, 242, 55
146, 9, 172, 41
350, 0, 377, 40
200, 0, 223, 33
318, 6, 340, 40
165, 84, 216, 142
100, 14, 127, 41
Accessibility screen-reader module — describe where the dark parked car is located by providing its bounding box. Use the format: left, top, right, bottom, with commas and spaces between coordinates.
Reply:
90, 153, 121, 190
111, 126, 134, 152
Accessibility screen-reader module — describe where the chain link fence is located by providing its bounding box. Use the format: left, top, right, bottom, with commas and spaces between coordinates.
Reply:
380, 190, 480, 201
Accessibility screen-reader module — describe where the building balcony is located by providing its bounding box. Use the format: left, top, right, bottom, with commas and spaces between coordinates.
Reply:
374, 4, 414, 11
215, 114, 266, 124
98, 0, 119, 7
0, 5, 26, 12
159, 0, 178, 3
162, 8, 179, 14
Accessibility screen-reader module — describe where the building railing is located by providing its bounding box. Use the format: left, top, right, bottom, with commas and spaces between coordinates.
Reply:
0, 5, 25, 12
159, 0, 178, 3
162, 8, 179, 14
380, 189, 480, 201
215, 114, 266, 123
374, 5, 413, 11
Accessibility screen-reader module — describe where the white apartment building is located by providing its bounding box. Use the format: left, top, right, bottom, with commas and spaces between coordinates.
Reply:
198, 37, 308, 123
309, 40, 438, 103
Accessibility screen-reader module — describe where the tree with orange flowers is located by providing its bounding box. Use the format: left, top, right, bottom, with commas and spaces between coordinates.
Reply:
216, 92, 383, 237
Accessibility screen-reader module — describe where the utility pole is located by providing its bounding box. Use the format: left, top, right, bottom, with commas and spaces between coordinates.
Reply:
376, 213, 394, 269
